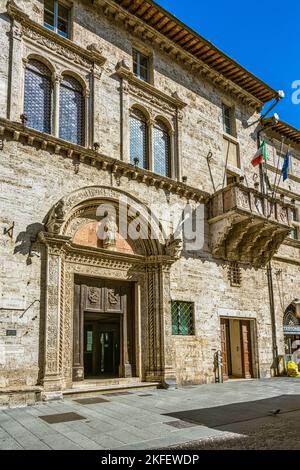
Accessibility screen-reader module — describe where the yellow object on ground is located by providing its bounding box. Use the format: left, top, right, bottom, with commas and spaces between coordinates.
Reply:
287, 361, 300, 378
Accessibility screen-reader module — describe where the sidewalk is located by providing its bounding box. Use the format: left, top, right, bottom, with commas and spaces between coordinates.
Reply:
0, 378, 299, 450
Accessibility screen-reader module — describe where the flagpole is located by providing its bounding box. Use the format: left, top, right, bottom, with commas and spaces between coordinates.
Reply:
256, 122, 278, 375
271, 137, 285, 203
273, 144, 290, 202
257, 129, 265, 194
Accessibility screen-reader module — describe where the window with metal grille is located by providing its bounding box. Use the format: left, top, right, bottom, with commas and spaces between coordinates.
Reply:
153, 120, 170, 177
44, 0, 70, 39
133, 49, 150, 82
130, 108, 148, 169
24, 59, 52, 134
222, 103, 235, 136
171, 301, 194, 336
228, 262, 242, 287
59, 75, 84, 145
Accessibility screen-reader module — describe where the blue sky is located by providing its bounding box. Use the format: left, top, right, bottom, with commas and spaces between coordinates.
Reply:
156, 0, 300, 129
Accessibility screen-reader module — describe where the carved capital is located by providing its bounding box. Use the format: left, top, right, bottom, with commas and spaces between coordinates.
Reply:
12, 21, 23, 39
53, 73, 63, 84
22, 57, 29, 69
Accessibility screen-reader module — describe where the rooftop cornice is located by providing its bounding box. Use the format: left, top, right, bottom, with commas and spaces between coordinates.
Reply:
262, 118, 300, 148
6, 0, 106, 68
96, 0, 277, 110
0, 117, 209, 203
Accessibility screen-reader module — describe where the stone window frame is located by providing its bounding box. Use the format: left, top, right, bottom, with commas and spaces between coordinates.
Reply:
222, 101, 237, 138
221, 98, 240, 170
129, 104, 174, 177
7, 1, 107, 149
21, 54, 90, 146
116, 60, 186, 182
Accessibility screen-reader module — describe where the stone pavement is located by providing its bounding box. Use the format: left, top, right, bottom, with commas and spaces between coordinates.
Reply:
0, 378, 299, 450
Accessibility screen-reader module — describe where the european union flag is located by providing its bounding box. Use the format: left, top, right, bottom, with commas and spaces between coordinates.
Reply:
282, 151, 291, 182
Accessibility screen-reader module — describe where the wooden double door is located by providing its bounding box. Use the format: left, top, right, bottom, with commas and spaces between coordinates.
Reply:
220, 318, 255, 380
73, 277, 135, 381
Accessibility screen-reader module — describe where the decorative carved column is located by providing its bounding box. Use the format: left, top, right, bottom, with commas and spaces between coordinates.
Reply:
120, 298, 132, 378
72, 283, 84, 381
175, 108, 183, 181
121, 78, 130, 162
84, 88, 90, 147
42, 243, 64, 397
90, 61, 104, 147
170, 128, 176, 180
53, 73, 62, 138
160, 264, 177, 387
148, 117, 154, 172
9, 20, 24, 121
145, 264, 164, 382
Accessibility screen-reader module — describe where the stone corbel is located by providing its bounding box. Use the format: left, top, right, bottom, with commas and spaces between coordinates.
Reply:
45, 200, 66, 235
165, 233, 183, 260
7, 0, 29, 22
12, 20, 23, 39
86, 43, 107, 68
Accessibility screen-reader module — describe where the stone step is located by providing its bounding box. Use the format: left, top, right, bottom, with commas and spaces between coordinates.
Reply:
71, 377, 142, 388
63, 381, 160, 398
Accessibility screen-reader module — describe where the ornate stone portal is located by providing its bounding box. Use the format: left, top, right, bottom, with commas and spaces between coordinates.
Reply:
38, 186, 178, 398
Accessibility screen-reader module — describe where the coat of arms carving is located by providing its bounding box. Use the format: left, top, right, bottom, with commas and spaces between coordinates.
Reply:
88, 287, 99, 304
107, 289, 119, 305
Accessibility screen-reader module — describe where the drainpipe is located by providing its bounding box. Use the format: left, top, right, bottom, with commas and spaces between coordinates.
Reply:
267, 262, 279, 375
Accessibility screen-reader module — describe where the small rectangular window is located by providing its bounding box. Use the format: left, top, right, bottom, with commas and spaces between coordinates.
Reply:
291, 208, 298, 222
228, 262, 242, 287
171, 301, 194, 336
290, 227, 298, 240
290, 208, 299, 240
44, 0, 70, 39
222, 104, 235, 136
133, 49, 150, 83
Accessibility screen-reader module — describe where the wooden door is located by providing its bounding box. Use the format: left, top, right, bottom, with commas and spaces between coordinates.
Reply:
240, 320, 253, 378
73, 277, 135, 381
220, 318, 230, 380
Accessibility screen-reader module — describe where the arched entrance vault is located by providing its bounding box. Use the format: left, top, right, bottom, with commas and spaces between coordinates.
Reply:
38, 186, 182, 397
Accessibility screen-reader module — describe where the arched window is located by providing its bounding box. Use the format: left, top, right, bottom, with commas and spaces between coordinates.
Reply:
153, 120, 170, 177
59, 75, 84, 145
130, 108, 148, 169
284, 308, 299, 327
24, 59, 52, 133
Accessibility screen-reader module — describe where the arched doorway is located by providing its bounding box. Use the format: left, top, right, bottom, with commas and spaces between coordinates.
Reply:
283, 304, 300, 363
38, 186, 181, 397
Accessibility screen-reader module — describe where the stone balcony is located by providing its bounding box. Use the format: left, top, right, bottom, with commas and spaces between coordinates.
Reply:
208, 183, 292, 267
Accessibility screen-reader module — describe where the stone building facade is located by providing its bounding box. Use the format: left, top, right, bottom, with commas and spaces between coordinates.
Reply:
0, 0, 299, 405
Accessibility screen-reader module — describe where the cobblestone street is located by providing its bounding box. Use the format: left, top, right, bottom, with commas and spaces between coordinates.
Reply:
0, 378, 299, 450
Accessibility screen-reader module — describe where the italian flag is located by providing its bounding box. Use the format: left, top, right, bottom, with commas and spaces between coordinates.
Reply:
251, 141, 267, 167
